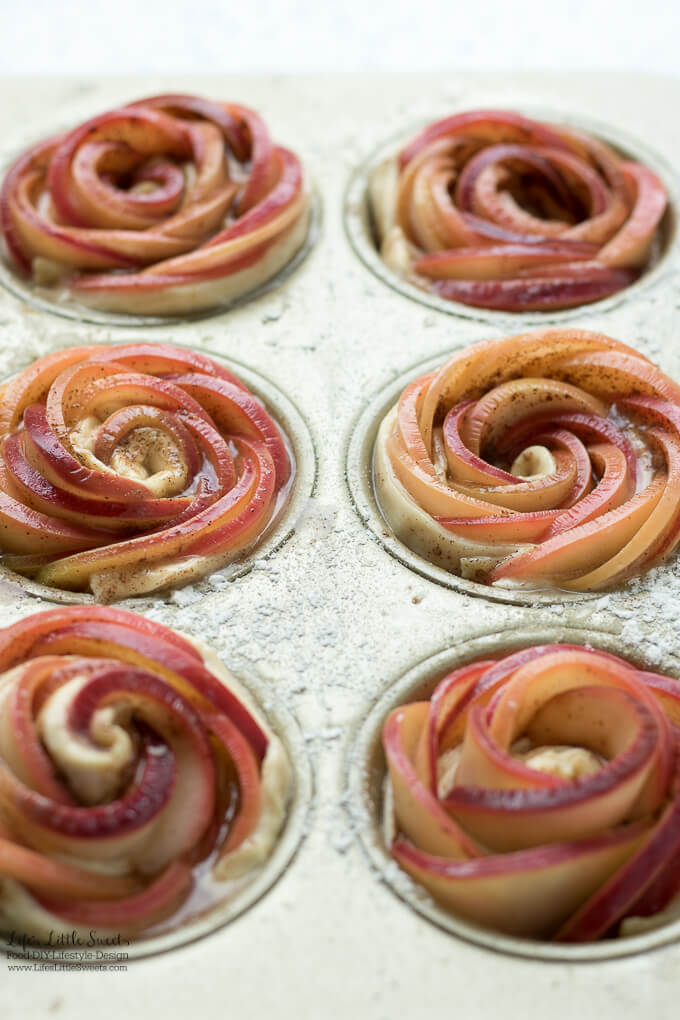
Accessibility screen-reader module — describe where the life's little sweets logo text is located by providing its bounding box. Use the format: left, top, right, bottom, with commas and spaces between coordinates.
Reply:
4, 929, 130, 972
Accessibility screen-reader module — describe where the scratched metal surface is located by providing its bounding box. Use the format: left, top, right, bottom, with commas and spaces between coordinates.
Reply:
1, 73, 679, 1020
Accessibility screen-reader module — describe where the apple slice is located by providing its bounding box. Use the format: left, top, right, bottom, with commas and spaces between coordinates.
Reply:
392, 825, 646, 939
398, 110, 571, 170
415, 241, 597, 281
442, 401, 516, 485
447, 688, 658, 852
436, 510, 558, 544
557, 778, 680, 942
34, 860, 193, 931
433, 270, 636, 311
384, 704, 481, 860
598, 163, 667, 269
490, 471, 662, 585
0, 835, 137, 901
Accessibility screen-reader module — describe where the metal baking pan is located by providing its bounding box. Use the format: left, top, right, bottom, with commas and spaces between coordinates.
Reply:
1, 72, 680, 1020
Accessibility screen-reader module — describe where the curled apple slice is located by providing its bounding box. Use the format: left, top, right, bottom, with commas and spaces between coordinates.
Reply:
382, 644, 680, 941
393, 825, 647, 939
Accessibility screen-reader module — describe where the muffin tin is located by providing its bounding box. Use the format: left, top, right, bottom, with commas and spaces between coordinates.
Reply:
2, 72, 680, 1020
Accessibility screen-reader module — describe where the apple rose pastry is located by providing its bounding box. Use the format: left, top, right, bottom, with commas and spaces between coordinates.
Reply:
374, 328, 680, 592
0, 607, 291, 941
370, 110, 667, 312
0, 343, 293, 600
383, 644, 680, 941
0, 94, 310, 316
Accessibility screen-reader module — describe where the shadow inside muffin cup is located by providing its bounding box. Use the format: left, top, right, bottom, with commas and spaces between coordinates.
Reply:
345, 623, 680, 962
0, 345, 317, 606
343, 108, 680, 326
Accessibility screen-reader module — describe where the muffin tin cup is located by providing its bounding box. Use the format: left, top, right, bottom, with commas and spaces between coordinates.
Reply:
345, 620, 680, 963
344, 108, 680, 328
347, 349, 603, 607
0, 95, 321, 327
0, 342, 317, 606
0, 656, 314, 961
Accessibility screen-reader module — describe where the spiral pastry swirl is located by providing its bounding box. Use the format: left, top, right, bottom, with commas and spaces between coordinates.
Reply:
374, 328, 680, 592
0, 607, 290, 940
369, 110, 667, 312
0, 343, 292, 600
384, 644, 680, 941
0, 94, 310, 316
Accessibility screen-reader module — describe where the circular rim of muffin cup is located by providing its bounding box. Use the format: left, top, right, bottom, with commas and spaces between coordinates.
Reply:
343, 107, 680, 324
0, 656, 314, 960
0, 342, 318, 605
344, 621, 680, 962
